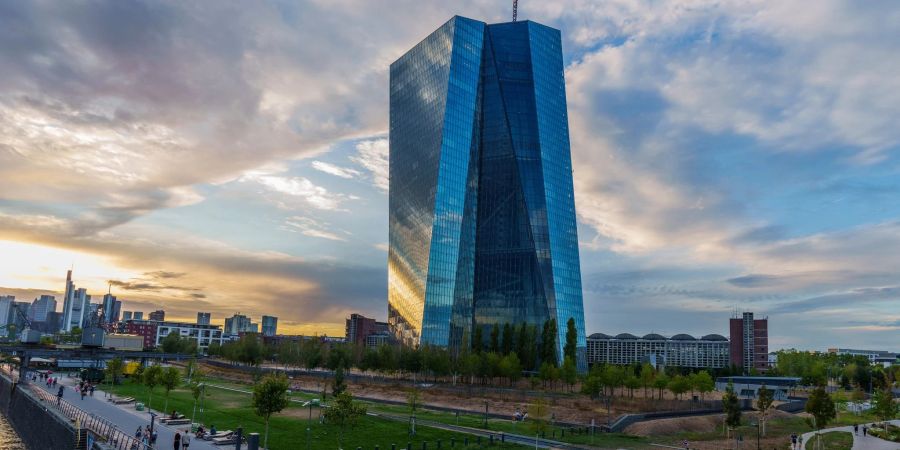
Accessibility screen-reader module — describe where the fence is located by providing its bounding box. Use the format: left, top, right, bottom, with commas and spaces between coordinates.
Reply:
29, 384, 152, 450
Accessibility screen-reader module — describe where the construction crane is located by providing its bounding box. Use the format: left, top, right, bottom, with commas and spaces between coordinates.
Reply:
0, 304, 39, 343
513, 0, 518, 22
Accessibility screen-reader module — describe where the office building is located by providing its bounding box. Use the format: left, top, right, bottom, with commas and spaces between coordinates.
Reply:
121, 320, 158, 350
587, 333, 731, 369
61, 270, 75, 331
0, 296, 14, 327
133, 311, 143, 321
64, 288, 90, 331
829, 348, 899, 368
346, 313, 391, 347
197, 312, 211, 325
224, 313, 255, 335
388, 16, 586, 365
29, 295, 56, 323
261, 315, 278, 337
148, 310, 165, 321
729, 312, 769, 374
715, 376, 800, 400
155, 321, 224, 353
101, 293, 120, 324
8, 302, 31, 332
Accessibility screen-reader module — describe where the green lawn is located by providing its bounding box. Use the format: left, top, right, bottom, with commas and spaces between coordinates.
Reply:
105, 379, 525, 450
804, 431, 853, 450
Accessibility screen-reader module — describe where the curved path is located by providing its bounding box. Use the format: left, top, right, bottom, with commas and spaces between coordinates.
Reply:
801, 420, 900, 450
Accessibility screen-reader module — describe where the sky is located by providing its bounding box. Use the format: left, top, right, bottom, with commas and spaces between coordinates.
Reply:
0, 0, 898, 350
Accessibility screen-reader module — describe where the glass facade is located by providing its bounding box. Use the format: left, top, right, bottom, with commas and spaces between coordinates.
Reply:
389, 16, 585, 366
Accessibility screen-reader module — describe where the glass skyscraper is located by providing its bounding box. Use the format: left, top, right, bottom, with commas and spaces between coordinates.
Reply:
388, 16, 586, 366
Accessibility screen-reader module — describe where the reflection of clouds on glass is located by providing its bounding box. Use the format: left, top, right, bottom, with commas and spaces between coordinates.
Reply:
351, 139, 390, 192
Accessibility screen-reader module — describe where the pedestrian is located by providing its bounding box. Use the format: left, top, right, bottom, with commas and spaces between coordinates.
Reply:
89, 384, 95, 396
80, 387, 86, 400
151, 429, 158, 447
854, 424, 858, 435
790, 433, 797, 449
56, 385, 64, 406
135, 427, 143, 439
798, 435, 802, 449
174, 430, 181, 450
181, 430, 191, 449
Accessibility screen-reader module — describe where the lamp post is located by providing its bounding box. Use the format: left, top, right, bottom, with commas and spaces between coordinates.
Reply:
750, 421, 760, 450
306, 398, 320, 450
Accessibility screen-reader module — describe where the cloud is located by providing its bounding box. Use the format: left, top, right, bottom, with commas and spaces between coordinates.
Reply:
241, 170, 355, 211
311, 161, 361, 179
351, 138, 389, 192
282, 216, 349, 241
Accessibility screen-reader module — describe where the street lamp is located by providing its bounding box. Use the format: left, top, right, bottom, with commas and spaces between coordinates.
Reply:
306, 398, 320, 450
750, 421, 760, 450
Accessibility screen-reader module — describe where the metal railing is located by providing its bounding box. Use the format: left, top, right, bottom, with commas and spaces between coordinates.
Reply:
29, 384, 152, 450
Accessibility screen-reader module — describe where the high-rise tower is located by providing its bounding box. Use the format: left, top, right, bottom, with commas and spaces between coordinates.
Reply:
388, 16, 585, 366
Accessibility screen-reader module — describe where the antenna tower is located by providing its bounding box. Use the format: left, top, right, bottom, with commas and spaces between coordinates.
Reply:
512, 0, 518, 22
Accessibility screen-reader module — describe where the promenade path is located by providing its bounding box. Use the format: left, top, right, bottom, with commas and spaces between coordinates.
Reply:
801, 420, 900, 450
31, 374, 219, 450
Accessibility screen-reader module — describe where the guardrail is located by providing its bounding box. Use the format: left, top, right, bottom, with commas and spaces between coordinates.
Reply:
29, 384, 152, 450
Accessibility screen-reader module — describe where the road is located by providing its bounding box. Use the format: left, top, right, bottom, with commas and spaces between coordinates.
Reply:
801, 420, 900, 450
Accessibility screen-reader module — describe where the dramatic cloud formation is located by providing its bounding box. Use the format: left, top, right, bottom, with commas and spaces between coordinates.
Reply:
0, 0, 897, 346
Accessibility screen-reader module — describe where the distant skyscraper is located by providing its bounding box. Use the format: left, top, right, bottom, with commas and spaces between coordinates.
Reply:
29, 295, 56, 322
388, 16, 586, 365
122, 311, 134, 321
224, 313, 255, 335
133, 311, 144, 321
729, 312, 769, 374
101, 293, 119, 324
148, 310, 165, 321
197, 312, 211, 325
61, 270, 75, 331
0, 296, 14, 327
261, 315, 278, 337
65, 287, 90, 331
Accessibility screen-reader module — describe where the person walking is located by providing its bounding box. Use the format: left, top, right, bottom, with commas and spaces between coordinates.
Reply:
89, 384, 95, 396
854, 424, 859, 435
56, 385, 64, 406
173, 430, 181, 450
863, 425, 868, 436
181, 430, 191, 449
790, 433, 797, 449
135, 427, 143, 439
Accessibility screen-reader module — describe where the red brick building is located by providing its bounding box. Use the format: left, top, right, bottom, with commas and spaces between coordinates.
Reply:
729, 312, 768, 374
121, 320, 158, 350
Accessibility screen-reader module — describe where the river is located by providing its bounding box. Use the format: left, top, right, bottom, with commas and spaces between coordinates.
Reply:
0, 411, 25, 450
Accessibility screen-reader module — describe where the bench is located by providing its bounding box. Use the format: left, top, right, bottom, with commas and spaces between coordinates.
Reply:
203, 431, 232, 441
111, 397, 135, 404
165, 419, 191, 426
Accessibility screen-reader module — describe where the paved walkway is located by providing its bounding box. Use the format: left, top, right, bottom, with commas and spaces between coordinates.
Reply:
31, 374, 219, 450
801, 420, 900, 450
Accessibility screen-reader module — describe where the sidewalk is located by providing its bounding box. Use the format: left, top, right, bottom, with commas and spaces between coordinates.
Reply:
801, 420, 900, 450
31, 375, 218, 450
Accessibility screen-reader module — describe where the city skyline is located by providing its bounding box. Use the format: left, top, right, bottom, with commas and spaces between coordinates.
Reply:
0, 1, 898, 349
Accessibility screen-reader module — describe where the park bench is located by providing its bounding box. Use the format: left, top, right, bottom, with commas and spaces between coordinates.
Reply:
203, 430, 232, 441
165, 419, 191, 426
111, 397, 135, 404
160, 413, 186, 423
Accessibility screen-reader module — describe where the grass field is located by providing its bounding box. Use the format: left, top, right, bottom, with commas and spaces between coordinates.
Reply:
105, 379, 525, 450
804, 431, 853, 450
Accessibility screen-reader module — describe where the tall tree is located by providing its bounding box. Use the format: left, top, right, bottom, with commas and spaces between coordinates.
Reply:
472, 325, 483, 354
541, 319, 558, 366
516, 323, 528, 363
252, 374, 290, 450
871, 387, 898, 423
159, 366, 181, 415
332, 364, 347, 397
501, 323, 513, 355
564, 317, 577, 361
324, 391, 367, 450
805, 384, 836, 449
722, 381, 742, 434
528, 397, 550, 435
756, 384, 774, 436
105, 358, 124, 385
142, 364, 163, 411
490, 324, 500, 354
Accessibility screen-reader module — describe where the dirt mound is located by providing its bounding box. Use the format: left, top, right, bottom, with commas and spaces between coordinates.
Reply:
625, 414, 723, 436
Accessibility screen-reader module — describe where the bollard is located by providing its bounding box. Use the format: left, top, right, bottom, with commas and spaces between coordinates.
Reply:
235, 427, 243, 450
376, 446, 380, 450
464, 437, 468, 447
476, 436, 481, 446
358, 447, 362, 450
489, 435, 493, 445
392, 444, 396, 450
451, 438, 455, 448
422, 442, 427, 450
407, 442, 412, 450
500, 434, 504, 443
437, 439, 442, 449
246, 433, 260, 450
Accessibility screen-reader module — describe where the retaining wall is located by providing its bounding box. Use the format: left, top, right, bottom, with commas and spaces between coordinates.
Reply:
0, 373, 77, 449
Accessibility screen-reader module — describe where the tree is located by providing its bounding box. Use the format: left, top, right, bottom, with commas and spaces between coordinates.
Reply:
105, 358, 124, 385
668, 375, 691, 400
142, 364, 163, 411
501, 323, 513, 355
407, 388, 420, 435
472, 325, 483, 354
324, 391, 367, 450
161, 332, 184, 354
653, 373, 669, 400
541, 319, 558, 367
160, 366, 181, 415
528, 397, 550, 435
561, 357, 578, 392
332, 364, 347, 397
639, 364, 655, 398
499, 353, 523, 386
871, 387, 898, 423
722, 381, 742, 433
563, 317, 577, 361
624, 374, 641, 398
253, 374, 290, 450
490, 324, 500, 353
756, 384, 774, 436
692, 371, 715, 400
805, 385, 836, 448
538, 362, 558, 389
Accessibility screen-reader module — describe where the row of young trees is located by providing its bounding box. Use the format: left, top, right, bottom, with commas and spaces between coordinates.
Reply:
582, 363, 716, 400
771, 349, 900, 390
